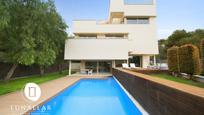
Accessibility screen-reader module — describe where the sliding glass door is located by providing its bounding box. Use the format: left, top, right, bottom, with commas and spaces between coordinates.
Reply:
85, 61, 97, 73
85, 61, 112, 73
129, 56, 142, 67
99, 61, 111, 73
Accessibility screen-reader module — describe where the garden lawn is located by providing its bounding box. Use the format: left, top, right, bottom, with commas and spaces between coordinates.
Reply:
0, 71, 68, 95
150, 73, 204, 88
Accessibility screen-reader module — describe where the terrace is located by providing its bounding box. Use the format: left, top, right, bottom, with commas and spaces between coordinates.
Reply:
1, 68, 204, 115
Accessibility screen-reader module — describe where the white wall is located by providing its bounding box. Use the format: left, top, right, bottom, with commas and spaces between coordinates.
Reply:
109, 0, 124, 12
124, 5, 156, 17
64, 39, 129, 60
71, 18, 158, 55
64, 0, 158, 69
142, 56, 150, 68
109, 0, 156, 16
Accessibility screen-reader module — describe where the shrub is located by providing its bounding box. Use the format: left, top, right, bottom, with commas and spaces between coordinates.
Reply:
167, 46, 180, 73
200, 39, 204, 74
178, 44, 201, 75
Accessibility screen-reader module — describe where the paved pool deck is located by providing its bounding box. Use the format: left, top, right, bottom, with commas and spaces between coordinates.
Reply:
0, 75, 110, 115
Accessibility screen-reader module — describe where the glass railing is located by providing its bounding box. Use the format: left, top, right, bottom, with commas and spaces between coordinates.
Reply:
74, 37, 127, 39
124, 0, 154, 5
127, 18, 150, 24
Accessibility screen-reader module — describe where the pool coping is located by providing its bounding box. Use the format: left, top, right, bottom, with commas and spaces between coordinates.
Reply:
113, 76, 149, 115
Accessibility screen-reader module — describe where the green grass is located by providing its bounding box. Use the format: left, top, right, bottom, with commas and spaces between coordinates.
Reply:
0, 71, 68, 95
150, 73, 204, 88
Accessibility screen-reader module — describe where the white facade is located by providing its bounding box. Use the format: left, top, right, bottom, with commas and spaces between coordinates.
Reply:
64, 0, 158, 74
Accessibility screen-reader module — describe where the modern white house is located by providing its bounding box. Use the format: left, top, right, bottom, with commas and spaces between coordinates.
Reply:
64, 0, 158, 75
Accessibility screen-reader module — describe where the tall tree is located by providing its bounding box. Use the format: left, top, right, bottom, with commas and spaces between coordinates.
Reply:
34, 0, 67, 75
158, 29, 204, 60
0, 0, 36, 81
0, 0, 67, 80
166, 30, 191, 48
178, 30, 204, 49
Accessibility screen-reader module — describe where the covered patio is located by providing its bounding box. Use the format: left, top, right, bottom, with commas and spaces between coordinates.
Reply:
68, 60, 127, 76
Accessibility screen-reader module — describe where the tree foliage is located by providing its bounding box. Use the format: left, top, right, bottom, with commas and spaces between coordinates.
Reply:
159, 29, 204, 60
0, 0, 10, 30
0, 0, 68, 80
166, 30, 191, 48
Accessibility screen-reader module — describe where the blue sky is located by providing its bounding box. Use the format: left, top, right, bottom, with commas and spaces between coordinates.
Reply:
55, 0, 204, 39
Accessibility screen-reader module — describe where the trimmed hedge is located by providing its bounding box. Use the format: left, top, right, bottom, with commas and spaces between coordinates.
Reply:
200, 39, 204, 74
178, 44, 201, 75
167, 46, 180, 73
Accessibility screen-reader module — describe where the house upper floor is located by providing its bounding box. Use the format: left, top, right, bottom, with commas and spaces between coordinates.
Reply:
109, 0, 156, 24
65, 0, 159, 59
72, 0, 157, 38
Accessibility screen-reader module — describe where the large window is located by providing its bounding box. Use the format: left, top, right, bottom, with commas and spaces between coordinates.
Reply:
77, 34, 97, 39
129, 56, 142, 67
85, 61, 97, 73
105, 34, 126, 39
71, 61, 81, 73
127, 18, 149, 24
99, 61, 111, 73
85, 61, 112, 73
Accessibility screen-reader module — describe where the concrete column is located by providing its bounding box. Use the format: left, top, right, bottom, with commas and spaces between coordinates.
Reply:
68, 60, 72, 76
140, 56, 143, 67
112, 60, 116, 68
127, 59, 129, 65
124, 18, 127, 24
142, 56, 150, 68
96, 61, 99, 74
80, 61, 85, 70
154, 56, 156, 65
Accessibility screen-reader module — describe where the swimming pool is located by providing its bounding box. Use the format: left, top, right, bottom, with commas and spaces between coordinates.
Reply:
30, 77, 146, 115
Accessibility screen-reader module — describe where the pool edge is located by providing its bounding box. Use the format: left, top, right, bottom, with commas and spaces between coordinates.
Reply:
27, 76, 147, 115
113, 76, 149, 115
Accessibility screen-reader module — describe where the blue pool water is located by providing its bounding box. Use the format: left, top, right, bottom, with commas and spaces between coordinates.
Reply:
31, 77, 142, 115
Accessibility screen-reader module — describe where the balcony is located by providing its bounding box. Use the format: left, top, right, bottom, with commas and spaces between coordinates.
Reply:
72, 20, 154, 34
76, 37, 127, 39
64, 38, 130, 60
